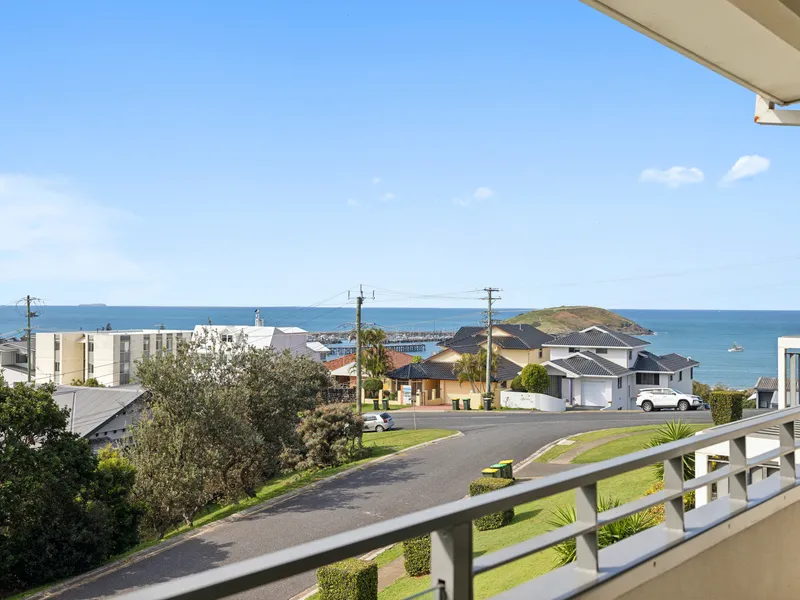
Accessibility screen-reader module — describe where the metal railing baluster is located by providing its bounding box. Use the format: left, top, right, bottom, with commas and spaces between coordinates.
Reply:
576, 483, 598, 573
431, 523, 473, 599
729, 435, 747, 502
664, 456, 684, 531
780, 420, 795, 489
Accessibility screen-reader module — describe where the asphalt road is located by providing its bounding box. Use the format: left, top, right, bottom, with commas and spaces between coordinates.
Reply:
54, 409, 760, 600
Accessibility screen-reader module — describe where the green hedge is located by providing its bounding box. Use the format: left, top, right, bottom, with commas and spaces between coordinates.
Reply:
403, 535, 431, 576
317, 558, 378, 600
709, 390, 744, 425
469, 477, 515, 531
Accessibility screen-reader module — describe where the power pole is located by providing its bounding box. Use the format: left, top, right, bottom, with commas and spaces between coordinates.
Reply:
482, 287, 501, 408
20, 295, 41, 383
348, 285, 373, 412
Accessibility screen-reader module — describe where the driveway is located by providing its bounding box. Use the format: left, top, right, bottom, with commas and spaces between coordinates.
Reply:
53, 409, 755, 600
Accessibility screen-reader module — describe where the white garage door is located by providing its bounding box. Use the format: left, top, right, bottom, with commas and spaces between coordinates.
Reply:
582, 380, 609, 407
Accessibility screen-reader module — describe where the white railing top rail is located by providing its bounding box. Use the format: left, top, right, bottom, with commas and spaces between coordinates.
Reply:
117, 406, 800, 600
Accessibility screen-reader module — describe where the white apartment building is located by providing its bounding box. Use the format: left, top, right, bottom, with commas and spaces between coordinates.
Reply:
192, 324, 325, 360
36, 329, 192, 387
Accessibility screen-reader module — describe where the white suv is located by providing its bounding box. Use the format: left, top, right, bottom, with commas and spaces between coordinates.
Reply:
636, 388, 703, 412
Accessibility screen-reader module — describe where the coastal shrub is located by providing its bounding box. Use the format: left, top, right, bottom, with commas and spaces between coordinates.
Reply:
403, 534, 431, 576
317, 558, 378, 600
644, 481, 696, 523
469, 477, 515, 530
510, 375, 525, 392
91, 447, 144, 555
549, 496, 657, 567
709, 390, 744, 425
520, 364, 549, 394
363, 378, 383, 399
743, 396, 757, 409
284, 404, 369, 470
645, 420, 696, 481
692, 381, 712, 402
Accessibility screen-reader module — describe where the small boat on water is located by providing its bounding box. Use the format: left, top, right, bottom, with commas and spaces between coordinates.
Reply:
728, 341, 744, 353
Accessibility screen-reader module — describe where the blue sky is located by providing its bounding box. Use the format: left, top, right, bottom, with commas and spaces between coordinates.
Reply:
0, 1, 795, 309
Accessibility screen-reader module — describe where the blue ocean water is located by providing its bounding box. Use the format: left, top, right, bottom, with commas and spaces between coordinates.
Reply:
1, 305, 795, 388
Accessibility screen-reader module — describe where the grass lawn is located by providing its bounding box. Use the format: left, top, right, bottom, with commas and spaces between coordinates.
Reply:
354, 402, 407, 412
379, 421, 710, 599
534, 424, 665, 463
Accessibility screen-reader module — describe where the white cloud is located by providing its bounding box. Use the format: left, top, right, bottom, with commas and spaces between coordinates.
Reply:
381, 192, 396, 202
0, 174, 144, 283
639, 166, 704, 188
452, 197, 470, 207
372, 176, 381, 184
346, 198, 359, 206
719, 155, 770, 187
473, 186, 495, 200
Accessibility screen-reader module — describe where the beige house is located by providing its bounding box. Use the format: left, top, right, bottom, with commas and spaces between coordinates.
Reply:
36, 329, 191, 387
387, 324, 554, 406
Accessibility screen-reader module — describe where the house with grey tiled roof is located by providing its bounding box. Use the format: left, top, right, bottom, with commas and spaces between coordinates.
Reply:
542, 325, 699, 409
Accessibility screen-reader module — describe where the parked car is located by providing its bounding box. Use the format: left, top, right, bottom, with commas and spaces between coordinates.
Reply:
636, 388, 703, 412
363, 412, 394, 432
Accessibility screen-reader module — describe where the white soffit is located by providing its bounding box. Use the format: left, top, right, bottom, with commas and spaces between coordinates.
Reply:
581, 0, 800, 106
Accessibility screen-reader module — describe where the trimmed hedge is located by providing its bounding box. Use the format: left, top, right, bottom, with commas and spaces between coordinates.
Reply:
469, 477, 515, 531
709, 390, 744, 425
317, 558, 378, 600
403, 535, 431, 576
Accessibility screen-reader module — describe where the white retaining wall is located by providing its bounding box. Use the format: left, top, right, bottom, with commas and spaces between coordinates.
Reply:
500, 391, 566, 412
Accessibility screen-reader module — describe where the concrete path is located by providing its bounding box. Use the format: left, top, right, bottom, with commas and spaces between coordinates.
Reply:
48, 409, 746, 600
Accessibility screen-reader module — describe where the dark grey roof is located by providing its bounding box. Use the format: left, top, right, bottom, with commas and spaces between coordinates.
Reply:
548, 351, 631, 377
493, 324, 554, 349
545, 326, 649, 349
491, 336, 529, 350
755, 376, 778, 392
444, 326, 483, 346
632, 351, 698, 373
51, 385, 146, 438
386, 355, 521, 382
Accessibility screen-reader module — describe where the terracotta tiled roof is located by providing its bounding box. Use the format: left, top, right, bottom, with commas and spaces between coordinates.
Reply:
324, 349, 415, 372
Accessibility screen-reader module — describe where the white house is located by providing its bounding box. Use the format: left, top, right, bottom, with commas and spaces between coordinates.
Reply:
192, 324, 328, 362
542, 325, 698, 409
0, 339, 34, 385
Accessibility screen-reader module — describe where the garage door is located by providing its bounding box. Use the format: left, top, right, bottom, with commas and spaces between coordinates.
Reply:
582, 380, 609, 407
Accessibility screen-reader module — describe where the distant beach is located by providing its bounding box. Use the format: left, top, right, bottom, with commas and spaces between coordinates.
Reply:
1, 305, 796, 388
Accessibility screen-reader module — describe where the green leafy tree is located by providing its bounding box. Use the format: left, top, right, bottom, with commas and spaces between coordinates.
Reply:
91, 447, 144, 555
411, 355, 423, 364
520, 364, 550, 394
0, 379, 110, 592
84, 377, 103, 387
283, 404, 369, 470
452, 349, 497, 393
692, 381, 711, 402
363, 378, 383, 399
510, 375, 525, 392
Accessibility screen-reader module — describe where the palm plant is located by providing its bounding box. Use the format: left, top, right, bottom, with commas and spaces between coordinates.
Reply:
645, 419, 696, 481
452, 349, 497, 393
359, 328, 394, 379
548, 496, 657, 567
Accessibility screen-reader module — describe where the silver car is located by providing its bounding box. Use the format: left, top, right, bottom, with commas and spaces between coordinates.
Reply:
363, 412, 394, 432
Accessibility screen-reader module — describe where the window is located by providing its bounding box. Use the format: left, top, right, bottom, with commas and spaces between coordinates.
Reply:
222, 334, 234, 343
166, 334, 173, 351
156, 335, 163, 356
568, 347, 578, 353
628, 351, 633, 360
54, 337, 60, 351
679, 370, 683, 381
538, 349, 543, 359
595, 348, 608, 354
88, 363, 94, 375
636, 373, 659, 385
88, 340, 94, 352
54, 361, 60, 373
669, 374, 673, 381
143, 336, 150, 358
617, 377, 622, 389
690, 367, 694, 379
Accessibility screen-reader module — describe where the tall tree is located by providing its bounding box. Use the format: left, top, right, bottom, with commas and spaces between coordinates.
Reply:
359, 327, 394, 379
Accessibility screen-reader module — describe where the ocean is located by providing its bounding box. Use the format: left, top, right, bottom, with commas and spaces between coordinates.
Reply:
1, 305, 797, 388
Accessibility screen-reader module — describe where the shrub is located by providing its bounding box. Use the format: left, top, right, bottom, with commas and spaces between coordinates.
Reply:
403, 535, 431, 576
469, 477, 515, 530
510, 375, 525, 392
91, 447, 144, 555
645, 420, 696, 481
692, 380, 712, 402
709, 390, 744, 425
84, 377, 103, 387
520, 364, 549, 394
317, 558, 378, 600
644, 481, 696, 523
743, 396, 756, 409
548, 496, 657, 567
363, 378, 383, 399
285, 404, 369, 470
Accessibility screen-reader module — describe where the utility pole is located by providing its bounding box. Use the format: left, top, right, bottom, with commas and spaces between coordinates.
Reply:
348, 285, 373, 412
20, 295, 41, 383
482, 287, 501, 408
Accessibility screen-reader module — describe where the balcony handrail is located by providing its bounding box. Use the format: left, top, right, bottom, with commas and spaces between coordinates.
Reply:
117, 406, 800, 600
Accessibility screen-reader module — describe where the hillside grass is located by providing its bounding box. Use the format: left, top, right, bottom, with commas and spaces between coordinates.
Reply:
503, 305, 651, 335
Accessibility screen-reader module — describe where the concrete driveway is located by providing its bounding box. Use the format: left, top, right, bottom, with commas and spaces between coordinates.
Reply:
52, 409, 756, 600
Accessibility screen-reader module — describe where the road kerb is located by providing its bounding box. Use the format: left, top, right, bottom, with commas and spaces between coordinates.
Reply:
28, 431, 463, 600
513, 427, 617, 475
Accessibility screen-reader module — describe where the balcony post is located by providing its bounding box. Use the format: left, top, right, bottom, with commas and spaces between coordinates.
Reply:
431, 523, 473, 600
779, 420, 796, 488
576, 483, 598, 572
729, 436, 748, 503
664, 456, 685, 531
792, 354, 798, 408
